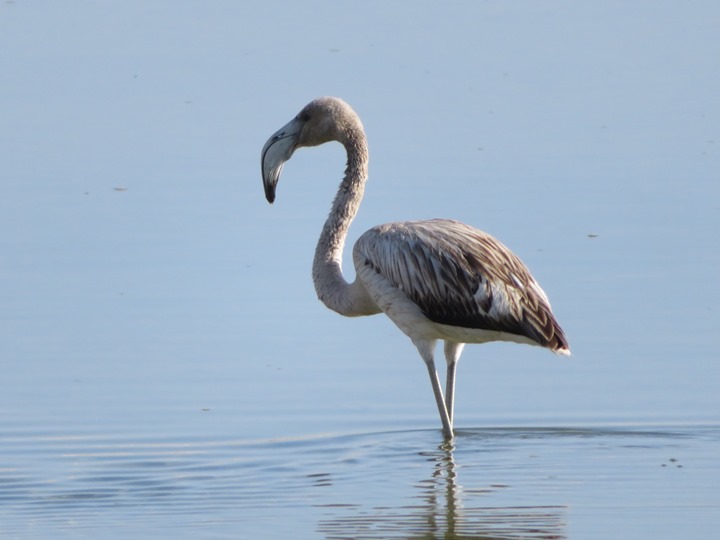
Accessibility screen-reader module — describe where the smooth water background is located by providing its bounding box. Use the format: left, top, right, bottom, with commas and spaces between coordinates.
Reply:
1, 1, 719, 538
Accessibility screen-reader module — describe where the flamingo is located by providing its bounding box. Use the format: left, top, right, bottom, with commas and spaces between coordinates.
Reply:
260, 97, 570, 439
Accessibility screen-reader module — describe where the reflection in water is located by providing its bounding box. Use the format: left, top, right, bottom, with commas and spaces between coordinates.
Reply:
4, 426, 713, 538
317, 440, 566, 540
0, 423, 720, 540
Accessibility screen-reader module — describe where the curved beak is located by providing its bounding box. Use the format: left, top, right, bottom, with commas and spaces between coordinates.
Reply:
261, 117, 303, 203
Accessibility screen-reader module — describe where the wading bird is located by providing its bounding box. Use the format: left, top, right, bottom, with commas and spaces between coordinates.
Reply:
261, 97, 569, 439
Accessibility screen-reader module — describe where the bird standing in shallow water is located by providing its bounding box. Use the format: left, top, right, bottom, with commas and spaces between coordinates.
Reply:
261, 97, 570, 440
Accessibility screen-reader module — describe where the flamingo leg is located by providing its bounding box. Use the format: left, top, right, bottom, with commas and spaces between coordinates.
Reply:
415, 339, 454, 439
443, 342, 465, 426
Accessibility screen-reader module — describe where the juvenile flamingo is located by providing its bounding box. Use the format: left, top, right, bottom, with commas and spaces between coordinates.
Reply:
261, 97, 570, 439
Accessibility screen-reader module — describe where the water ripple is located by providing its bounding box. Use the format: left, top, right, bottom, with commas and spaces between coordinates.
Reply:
1, 425, 718, 538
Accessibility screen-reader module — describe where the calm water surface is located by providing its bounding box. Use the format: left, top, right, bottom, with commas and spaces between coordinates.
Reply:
1, 1, 719, 538
2, 424, 719, 539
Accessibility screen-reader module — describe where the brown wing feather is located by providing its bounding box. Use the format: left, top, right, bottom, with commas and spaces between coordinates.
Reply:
355, 219, 569, 352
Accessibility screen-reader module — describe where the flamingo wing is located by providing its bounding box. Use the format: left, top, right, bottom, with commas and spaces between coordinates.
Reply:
355, 219, 569, 352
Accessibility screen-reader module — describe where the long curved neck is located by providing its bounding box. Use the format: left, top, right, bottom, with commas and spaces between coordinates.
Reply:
312, 129, 376, 316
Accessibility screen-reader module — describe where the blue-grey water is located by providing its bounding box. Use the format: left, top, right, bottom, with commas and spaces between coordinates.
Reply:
1, 1, 719, 538
2, 425, 719, 539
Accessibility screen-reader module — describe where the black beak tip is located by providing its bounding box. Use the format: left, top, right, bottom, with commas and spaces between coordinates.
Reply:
264, 186, 276, 204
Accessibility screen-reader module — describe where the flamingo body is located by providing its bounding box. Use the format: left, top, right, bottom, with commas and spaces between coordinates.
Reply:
354, 219, 567, 350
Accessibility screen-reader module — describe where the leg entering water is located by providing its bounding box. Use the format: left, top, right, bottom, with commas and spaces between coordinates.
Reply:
414, 338, 453, 439
443, 342, 464, 426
